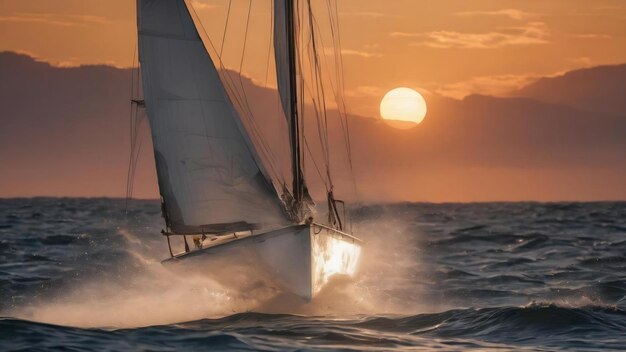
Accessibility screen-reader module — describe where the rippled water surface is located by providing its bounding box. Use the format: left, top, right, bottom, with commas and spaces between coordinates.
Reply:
1, 199, 625, 351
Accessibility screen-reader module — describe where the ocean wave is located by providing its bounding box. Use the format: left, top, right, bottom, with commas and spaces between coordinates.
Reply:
1, 199, 626, 350
2, 304, 625, 351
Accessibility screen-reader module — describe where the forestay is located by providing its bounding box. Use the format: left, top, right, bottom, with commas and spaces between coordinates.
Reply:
137, 0, 288, 234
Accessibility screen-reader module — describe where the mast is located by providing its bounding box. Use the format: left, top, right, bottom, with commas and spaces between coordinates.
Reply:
285, 0, 303, 210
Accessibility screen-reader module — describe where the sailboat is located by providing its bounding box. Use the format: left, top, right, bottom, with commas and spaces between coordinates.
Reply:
134, 0, 362, 300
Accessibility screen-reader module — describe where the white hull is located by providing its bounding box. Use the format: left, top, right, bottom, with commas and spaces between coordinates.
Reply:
163, 223, 363, 300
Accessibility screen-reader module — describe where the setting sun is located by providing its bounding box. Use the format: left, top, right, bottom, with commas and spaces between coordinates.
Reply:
380, 87, 427, 129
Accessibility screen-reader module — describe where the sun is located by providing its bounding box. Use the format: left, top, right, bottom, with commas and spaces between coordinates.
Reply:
380, 87, 427, 129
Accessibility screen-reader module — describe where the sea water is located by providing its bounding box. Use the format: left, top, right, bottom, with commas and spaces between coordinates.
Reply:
1, 198, 625, 351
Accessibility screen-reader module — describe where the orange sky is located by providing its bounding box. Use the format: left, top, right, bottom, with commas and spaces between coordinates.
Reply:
1, 0, 625, 118
1, 1, 625, 201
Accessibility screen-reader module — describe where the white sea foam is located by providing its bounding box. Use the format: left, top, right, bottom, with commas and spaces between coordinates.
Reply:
12, 216, 429, 328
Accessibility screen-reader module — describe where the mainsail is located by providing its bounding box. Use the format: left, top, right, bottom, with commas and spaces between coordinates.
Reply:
137, 0, 288, 233
273, 0, 296, 124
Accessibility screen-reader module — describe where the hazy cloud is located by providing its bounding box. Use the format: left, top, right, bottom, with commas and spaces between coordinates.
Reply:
345, 85, 431, 100
392, 22, 550, 49
339, 49, 382, 58
0, 13, 110, 27
339, 11, 397, 18
567, 6, 626, 19
455, 9, 537, 20
323, 47, 383, 59
569, 57, 593, 66
189, 1, 219, 11
345, 86, 388, 98
435, 74, 540, 99
571, 33, 613, 39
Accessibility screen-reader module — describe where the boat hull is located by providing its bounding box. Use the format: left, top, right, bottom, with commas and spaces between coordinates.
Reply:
162, 223, 363, 300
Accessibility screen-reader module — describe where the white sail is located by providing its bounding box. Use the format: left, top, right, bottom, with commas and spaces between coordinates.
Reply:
137, 0, 288, 233
273, 0, 295, 122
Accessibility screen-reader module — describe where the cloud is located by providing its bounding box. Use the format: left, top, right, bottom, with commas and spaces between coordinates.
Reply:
571, 33, 613, 39
392, 22, 550, 49
339, 49, 382, 59
189, 1, 219, 11
344, 86, 388, 98
567, 6, 626, 19
569, 57, 593, 66
0, 13, 110, 27
339, 11, 396, 19
3, 50, 125, 69
435, 74, 540, 99
455, 9, 537, 20
345, 85, 432, 99
323, 47, 382, 59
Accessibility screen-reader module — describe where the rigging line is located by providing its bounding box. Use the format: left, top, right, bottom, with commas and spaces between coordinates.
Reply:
331, 1, 353, 167
129, 131, 145, 200
129, 64, 146, 203
304, 136, 330, 190
217, 2, 258, 124
309, 6, 345, 145
317, 1, 353, 171
135, 64, 141, 105
234, 0, 286, 186
328, 0, 350, 130
306, 8, 331, 162
128, 103, 144, 202
299, 43, 328, 177
264, 0, 274, 89
223, 70, 284, 185
306, 2, 333, 185
128, 109, 140, 199
126, 108, 137, 199
238, 0, 252, 74
132, 123, 146, 191
300, 8, 326, 163
127, 114, 139, 201
299, 61, 332, 188
125, 45, 138, 209
188, 1, 254, 123
317, 0, 357, 203
329, 0, 347, 103
332, 0, 358, 198
326, 0, 342, 103
234, 0, 262, 130
328, 0, 345, 94
330, 0, 358, 233
219, 0, 233, 57
308, 3, 357, 231
223, 2, 284, 182
295, 29, 332, 189
320, 1, 344, 116
187, 1, 284, 185
308, 87, 330, 180
216, 75, 274, 175
319, 3, 344, 112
